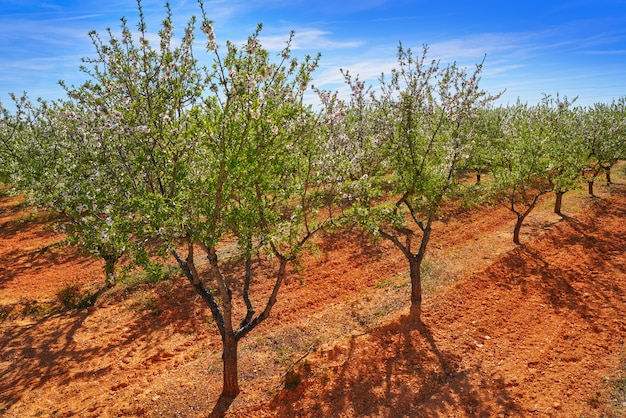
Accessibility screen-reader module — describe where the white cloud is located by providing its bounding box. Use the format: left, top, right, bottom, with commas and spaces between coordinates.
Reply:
426, 32, 536, 62
259, 29, 363, 51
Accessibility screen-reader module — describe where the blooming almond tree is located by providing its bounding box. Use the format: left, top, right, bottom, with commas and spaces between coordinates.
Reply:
376, 46, 501, 321
488, 102, 553, 244
322, 45, 500, 322
582, 98, 626, 195
60, 2, 326, 415
538, 94, 586, 215
0, 94, 132, 287
314, 69, 390, 216
0, 95, 27, 183
466, 105, 508, 185
0, 94, 34, 185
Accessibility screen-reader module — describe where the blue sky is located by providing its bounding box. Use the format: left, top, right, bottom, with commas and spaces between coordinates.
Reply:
2, 0, 626, 109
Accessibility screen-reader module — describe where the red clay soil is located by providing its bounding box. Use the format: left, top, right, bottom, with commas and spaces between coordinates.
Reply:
0, 176, 625, 417
259, 189, 626, 417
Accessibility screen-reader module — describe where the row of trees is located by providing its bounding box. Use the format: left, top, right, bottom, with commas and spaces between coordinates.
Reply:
465, 95, 623, 244
0, 2, 624, 415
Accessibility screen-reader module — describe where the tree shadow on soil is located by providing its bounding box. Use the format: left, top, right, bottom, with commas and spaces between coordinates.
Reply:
0, 276, 215, 415
0, 310, 99, 413
269, 187, 626, 417
0, 245, 97, 292
494, 189, 625, 326
272, 317, 522, 417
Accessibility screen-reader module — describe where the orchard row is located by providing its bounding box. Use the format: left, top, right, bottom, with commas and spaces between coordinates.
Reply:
0, 2, 624, 415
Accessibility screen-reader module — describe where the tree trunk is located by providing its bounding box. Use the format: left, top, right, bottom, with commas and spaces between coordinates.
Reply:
210, 334, 240, 417
408, 256, 423, 322
513, 214, 526, 245
605, 168, 612, 185
588, 180, 594, 196
554, 190, 564, 215
103, 253, 118, 288
476, 172, 481, 184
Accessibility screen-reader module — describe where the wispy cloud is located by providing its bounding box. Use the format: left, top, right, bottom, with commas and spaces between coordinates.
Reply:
260, 29, 364, 51
427, 33, 532, 62
0, 55, 81, 72
317, 57, 396, 84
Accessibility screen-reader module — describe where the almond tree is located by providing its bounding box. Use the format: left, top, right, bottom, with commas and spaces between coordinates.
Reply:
0, 94, 132, 287
582, 98, 626, 195
321, 45, 500, 322
539, 94, 586, 215
0, 95, 53, 188
58, 2, 326, 415
488, 102, 553, 244
314, 69, 389, 216
180, 22, 325, 416
0, 94, 31, 184
466, 105, 507, 185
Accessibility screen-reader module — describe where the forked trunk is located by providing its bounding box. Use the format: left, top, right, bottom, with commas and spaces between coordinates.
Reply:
408, 256, 423, 322
210, 334, 240, 417
554, 191, 564, 215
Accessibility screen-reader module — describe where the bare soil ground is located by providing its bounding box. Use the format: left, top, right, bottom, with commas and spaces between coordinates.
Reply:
1, 165, 625, 417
